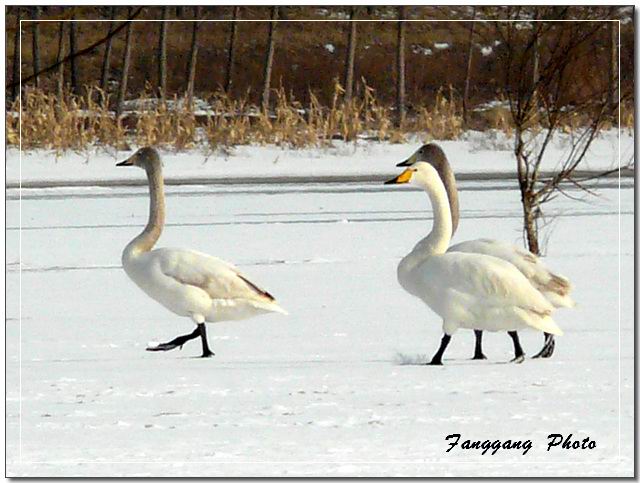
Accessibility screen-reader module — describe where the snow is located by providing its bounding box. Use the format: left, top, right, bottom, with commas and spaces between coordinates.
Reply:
434, 42, 450, 50
411, 44, 433, 56
324, 43, 335, 54
6, 152, 634, 476
480, 46, 493, 56
6, 131, 632, 187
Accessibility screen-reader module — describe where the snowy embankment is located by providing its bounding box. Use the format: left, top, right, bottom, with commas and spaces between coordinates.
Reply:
7, 130, 633, 187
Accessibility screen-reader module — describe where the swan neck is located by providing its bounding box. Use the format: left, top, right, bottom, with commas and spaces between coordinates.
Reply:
125, 163, 165, 257
438, 161, 459, 235
410, 176, 453, 258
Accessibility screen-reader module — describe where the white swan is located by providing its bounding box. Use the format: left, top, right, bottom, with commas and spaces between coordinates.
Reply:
397, 143, 574, 360
117, 147, 286, 357
384, 162, 563, 365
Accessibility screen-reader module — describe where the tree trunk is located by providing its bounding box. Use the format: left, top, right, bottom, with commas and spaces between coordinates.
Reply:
158, 6, 168, 98
225, 6, 239, 94
522, 190, 540, 255
116, 9, 133, 120
609, 21, 619, 122
530, 28, 540, 116
515, 128, 540, 255
69, 14, 79, 94
56, 21, 65, 114
11, 8, 21, 101
344, 7, 357, 102
395, 6, 406, 126
185, 7, 201, 106
100, 6, 116, 93
31, 7, 40, 89
261, 6, 278, 111
462, 7, 476, 126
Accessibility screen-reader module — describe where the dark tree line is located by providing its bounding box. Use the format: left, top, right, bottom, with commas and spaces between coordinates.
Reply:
8, 5, 626, 125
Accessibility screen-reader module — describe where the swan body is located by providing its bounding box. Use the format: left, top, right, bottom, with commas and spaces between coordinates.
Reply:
118, 147, 285, 357
123, 248, 286, 323
448, 239, 574, 309
398, 250, 560, 335
385, 162, 563, 364
397, 143, 573, 358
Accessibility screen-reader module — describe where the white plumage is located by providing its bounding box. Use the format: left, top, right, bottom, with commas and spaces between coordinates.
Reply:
400, 251, 561, 335
385, 162, 563, 364
396, 143, 574, 359
123, 248, 287, 323
448, 239, 574, 309
118, 147, 285, 357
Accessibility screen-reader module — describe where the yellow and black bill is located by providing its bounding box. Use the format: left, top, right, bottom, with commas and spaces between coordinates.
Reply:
383, 168, 414, 185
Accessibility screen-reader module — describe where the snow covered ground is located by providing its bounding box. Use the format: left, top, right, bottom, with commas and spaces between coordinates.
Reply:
6, 130, 633, 186
6, 155, 633, 476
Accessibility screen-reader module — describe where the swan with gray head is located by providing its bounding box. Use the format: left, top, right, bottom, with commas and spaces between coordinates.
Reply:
397, 143, 574, 361
117, 147, 286, 357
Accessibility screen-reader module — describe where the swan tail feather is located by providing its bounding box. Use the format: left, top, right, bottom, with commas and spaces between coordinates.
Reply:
543, 291, 576, 309
515, 307, 563, 336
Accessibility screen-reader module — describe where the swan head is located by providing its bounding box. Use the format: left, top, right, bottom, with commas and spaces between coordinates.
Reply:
384, 162, 440, 188
116, 147, 161, 170
397, 143, 448, 169
395, 142, 459, 234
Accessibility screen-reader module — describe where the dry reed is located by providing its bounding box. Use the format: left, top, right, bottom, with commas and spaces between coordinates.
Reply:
8, 81, 609, 153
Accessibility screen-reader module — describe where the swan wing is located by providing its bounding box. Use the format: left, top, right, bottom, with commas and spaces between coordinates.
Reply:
156, 248, 276, 303
426, 252, 555, 315
448, 238, 574, 307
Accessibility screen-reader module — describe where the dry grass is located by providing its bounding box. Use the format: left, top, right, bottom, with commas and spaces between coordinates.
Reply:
620, 99, 634, 131
409, 86, 464, 141
7, 87, 126, 153
8, 81, 619, 153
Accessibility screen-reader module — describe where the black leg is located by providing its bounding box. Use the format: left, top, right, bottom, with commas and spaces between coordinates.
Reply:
472, 330, 487, 360
198, 323, 215, 358
532, 332, 555, 359
147, 326, 200, 352
428, 334, 451, 365
508, 331, 525, 363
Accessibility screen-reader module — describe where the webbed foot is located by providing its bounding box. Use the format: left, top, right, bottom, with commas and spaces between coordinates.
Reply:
532, 335, 555, 359
146, 342, 183, 352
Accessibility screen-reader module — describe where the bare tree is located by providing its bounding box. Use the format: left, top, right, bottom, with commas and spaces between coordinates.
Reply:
116, 8, 134, 120
31, 7, 40, 89
69, 13, 79, 94
56, 22, 65, 112
608, 20, 619, 122
225, 6, 239, 94
100, 6, 116, 93
495, 16, 615, 255
185, 7, 201, 105
11, 7, 21, 101
8, 7, 143, 92
395, 6, 406, 126
261, 6, 278, 111
344, 6, 357, 102
462, 7, 476, 126
158, 6, 168, 98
